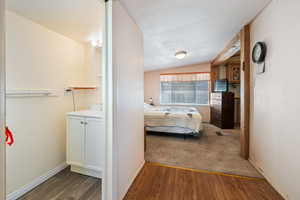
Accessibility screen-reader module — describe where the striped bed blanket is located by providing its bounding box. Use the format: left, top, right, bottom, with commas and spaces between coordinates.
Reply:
144, 106, 202, 133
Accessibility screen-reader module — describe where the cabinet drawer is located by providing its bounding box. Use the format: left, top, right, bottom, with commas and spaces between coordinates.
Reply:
211, 93, 222, 99
211, 105, 221, 112
211, 110, 221, 120
211, 99, 222, 105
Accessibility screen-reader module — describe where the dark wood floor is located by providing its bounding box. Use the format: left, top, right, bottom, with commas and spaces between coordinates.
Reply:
124, 163, 284, 200
18, 167, 101, 200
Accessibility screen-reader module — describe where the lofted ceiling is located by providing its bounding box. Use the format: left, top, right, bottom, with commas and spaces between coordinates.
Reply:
6, 0, 105, 44
120, 0, 271, 71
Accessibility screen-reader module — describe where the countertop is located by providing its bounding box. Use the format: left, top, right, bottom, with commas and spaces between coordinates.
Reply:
67, 110, 103, 118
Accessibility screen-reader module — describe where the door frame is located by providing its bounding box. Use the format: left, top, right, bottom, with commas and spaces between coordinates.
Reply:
211, 24, 251, 159
0, 0, 5, 199
239, 25, 251, 159
102, 0, 118, 200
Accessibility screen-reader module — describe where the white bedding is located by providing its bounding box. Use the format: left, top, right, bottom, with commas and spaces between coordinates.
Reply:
144, 106, 202, 134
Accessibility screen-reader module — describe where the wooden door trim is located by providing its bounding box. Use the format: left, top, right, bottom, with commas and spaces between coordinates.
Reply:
211, 24, 251, 160
240, 25, 251, 159
212, 34, 240, 66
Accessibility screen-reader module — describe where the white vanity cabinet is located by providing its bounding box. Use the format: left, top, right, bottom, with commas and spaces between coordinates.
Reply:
66, 111, 104, 178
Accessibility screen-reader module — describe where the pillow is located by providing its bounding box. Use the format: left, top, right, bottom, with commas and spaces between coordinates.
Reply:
144, 103, 153, 109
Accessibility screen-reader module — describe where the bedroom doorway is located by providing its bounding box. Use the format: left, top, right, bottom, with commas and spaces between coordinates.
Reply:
144, 25, 256, 178
211, 25, 251, 160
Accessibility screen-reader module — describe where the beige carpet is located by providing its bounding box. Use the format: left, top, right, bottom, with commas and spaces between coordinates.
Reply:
145, 123, 262, 178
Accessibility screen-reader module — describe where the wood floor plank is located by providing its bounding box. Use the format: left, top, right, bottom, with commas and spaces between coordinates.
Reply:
18, 167, 101, 200
124, 163, 284, 200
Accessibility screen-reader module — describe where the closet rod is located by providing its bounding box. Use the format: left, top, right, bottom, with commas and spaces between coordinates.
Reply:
6, 89, 58, 97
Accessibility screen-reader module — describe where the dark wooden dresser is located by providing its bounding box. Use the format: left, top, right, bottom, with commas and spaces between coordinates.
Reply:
210, 92, 235, 129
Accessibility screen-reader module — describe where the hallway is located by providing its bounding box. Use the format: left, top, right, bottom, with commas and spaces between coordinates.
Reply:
124, 163, 283, 200
145, 124, 262, 178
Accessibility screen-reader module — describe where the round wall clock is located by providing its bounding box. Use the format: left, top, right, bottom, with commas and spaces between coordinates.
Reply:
252, 42, 267, 64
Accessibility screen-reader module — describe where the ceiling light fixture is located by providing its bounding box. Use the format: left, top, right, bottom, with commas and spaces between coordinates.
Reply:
90, 40, 102, 48
175, 51, 187, 59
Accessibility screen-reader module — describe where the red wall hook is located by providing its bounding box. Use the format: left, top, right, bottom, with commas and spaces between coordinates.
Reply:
5, 127, 14, 146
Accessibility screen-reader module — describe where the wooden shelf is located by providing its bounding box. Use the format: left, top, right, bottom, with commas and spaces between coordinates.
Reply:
67, 87, 97, 91
72, 87, 96, 90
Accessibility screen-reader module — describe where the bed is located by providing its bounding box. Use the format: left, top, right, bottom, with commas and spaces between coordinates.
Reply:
144, 104, 203, 136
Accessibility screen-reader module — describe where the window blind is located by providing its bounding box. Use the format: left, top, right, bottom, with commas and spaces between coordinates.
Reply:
160, 72, 210, 105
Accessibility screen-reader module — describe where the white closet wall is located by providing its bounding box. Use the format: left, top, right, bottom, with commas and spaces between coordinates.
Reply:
106, 1, 145, 199
6, 11, 100, 194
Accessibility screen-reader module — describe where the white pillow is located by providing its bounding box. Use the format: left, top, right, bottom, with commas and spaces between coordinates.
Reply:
144, 103, 153, 109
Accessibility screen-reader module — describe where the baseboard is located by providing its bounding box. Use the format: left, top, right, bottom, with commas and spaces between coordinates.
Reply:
6, 162, 68, 200
248, 157, 265, 176
133, 160, 145, 183
120, 160, 145, 200
249, 157, 287, 199
71, 165, 102, 179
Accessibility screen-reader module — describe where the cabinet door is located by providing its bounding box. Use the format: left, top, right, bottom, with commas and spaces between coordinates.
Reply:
67, 117, 85, 167
85, 118, 104, 171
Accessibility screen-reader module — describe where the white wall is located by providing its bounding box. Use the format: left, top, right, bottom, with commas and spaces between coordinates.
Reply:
0, 1, 5, 199
111, 1, 144, 199
250, 1, 300, 199
6, 11, 100, 194
84, 46, 103, 106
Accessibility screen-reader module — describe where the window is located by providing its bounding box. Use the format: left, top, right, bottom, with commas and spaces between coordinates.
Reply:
160, 72, 210, 105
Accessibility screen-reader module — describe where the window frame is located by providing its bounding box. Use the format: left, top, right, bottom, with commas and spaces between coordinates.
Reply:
159, 72, 211, 106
